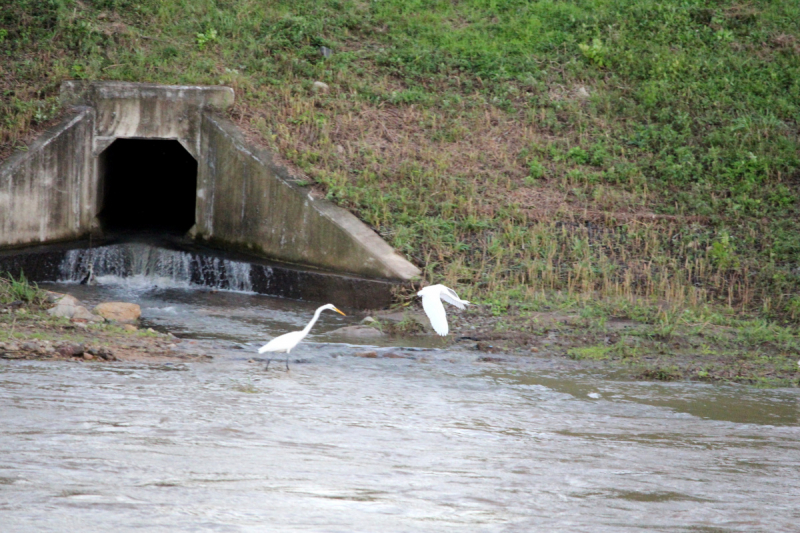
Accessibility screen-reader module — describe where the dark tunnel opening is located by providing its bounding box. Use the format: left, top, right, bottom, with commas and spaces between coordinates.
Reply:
98, 139, 198, 235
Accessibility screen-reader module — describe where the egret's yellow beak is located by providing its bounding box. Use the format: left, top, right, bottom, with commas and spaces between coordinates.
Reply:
333, 307, 346, 316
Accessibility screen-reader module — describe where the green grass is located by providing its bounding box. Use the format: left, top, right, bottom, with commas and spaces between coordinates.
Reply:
0, 272, 46, 305
2, 0, 800, 330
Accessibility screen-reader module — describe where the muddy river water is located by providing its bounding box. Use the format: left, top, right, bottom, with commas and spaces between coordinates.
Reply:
1, 280, 799, 531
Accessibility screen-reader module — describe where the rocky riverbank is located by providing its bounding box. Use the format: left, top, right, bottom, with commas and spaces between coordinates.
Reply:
0, 292, 212, 364
2, 285, 799, 387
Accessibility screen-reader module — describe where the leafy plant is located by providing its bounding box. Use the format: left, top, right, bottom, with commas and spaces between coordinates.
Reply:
579, 38, 609, 68
196, 28, 218, 50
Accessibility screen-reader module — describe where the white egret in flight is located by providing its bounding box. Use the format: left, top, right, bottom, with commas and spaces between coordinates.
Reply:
417, 284, 470, 336
259, 303, 346, 370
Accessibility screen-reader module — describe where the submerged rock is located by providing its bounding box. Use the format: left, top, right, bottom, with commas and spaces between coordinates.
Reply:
327, 325, 384, 339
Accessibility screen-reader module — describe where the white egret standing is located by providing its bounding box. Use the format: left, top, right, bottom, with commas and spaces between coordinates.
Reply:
258, 303, 346, 370
417, 284, 469, 336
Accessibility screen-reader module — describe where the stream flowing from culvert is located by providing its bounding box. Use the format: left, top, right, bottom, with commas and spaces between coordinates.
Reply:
1, 274, 799, 531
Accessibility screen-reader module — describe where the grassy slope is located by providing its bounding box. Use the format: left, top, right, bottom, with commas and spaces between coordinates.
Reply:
2, 0, 800, 374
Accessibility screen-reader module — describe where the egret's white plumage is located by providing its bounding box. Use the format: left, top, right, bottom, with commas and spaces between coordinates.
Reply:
258, 303, 345, 370
417, 284, 469, 336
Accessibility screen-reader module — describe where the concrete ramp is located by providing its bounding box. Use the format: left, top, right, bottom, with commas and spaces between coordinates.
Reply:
0, 81, 419, 285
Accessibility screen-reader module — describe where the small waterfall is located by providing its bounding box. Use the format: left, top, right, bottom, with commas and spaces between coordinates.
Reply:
59, 243, 253, 292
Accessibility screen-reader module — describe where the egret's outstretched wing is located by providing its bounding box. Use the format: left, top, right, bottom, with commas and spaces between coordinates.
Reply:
440, 287, 469, 309
258, 331, 303, 353
421, 292, 449, 336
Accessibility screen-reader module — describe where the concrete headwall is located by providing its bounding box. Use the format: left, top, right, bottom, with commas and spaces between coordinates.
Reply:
196, 113, 420, 280
0, 81, 420, 285
61, 80, 235, 158
0, 108, 96, 247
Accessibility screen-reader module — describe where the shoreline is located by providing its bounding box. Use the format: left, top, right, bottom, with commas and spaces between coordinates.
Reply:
3, 299, 798, 388
441, 306, 800, 388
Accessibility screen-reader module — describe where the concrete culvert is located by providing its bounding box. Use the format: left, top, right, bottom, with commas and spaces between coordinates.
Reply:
1, 81, 420, 284
98, 139, 197, 235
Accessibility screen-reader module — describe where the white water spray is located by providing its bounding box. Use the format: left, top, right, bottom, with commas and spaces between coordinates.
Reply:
59, 243, 253, 292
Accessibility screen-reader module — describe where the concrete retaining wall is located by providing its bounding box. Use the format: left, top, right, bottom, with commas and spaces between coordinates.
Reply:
196, 113, 419, 280
0, 108, 96, 248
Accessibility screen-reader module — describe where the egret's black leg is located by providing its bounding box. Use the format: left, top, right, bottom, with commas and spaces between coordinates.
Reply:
265, 358, 272, 371
285, 354, 290, 372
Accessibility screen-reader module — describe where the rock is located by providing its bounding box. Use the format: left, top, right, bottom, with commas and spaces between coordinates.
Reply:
83, 353, 94, 361
373, 309, 405, 322
327, 325, 385, 339
354, 351, 378, 358
87, 347, 116, 361
71, 306, 104, 323
374, 309, 431, 329
360, 316, 377, 325
312, 81, 330, 94
319, 46, 332, 58
575, 85, 591, 99
45, 291, 67, 303
47, 294, 82, 318
122, 324, 138, 332
476, 342, 501, 353
477, 356, 505, 363
93, 302, 141, 324
56, 343, 85, 358
47, 294, 103, 323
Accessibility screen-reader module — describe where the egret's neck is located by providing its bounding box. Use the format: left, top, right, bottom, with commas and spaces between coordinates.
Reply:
301, 306, 326, 335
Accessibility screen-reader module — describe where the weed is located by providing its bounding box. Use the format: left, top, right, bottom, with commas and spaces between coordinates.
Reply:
387, 316, 426, 336
639, 367, 682, 382
196, 28, 218, 50
579, 38, 610, 68
568, 345, 612, 361
0, 272, 46, 305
